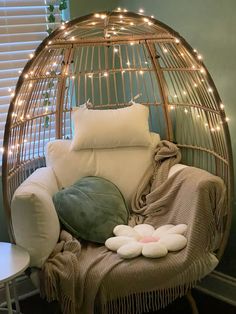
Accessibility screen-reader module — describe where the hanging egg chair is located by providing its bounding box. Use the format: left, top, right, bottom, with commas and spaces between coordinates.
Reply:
2, 10, 234, 312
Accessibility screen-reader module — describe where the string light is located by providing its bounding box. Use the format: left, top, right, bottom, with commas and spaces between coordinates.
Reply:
184, 109, 188, 113
117, 7, 121, 11
225, 117, 230, 122
60, 25, 65, 30
197, 54, 202, 60
48, 41, 52, 45
211, 128, 215, 132
183, 91, 187, 95
130, 42, 134, 46
220, 103, 224, 109
72, 75, 75, 79
139, 70, 143, 74
170, 105, 175, 110
130, 22, 134, 26
192, 65, 196, 69
94, 13, 100, 18
114, 48, 119, 53
126, 61, 130, 66
121, 27, 125, 30
122, 70, 125, 74
216, 126, 221, 131
143, 18, 149, 22
24, 74, 29, 78
100, 14, 107, 19
193, 49, 197, 53
194, 83, 198, 88
29, 53, 34, 58
139, 9, 144, 13
208, 88, 213, 93
175, 38, 180, 44
124, 9, 127, 12
88, 74, 93, 78
103, 72, 108, 77
151, 15, 154, 18
119, 15, 123, 19
163, 48, 168, 53
196, 114, 200, 118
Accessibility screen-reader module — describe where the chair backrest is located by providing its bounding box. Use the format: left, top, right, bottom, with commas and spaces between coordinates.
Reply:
46, 132, 160, 208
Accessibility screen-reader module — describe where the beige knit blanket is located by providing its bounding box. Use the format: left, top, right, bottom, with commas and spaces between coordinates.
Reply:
40, 140, 226, 314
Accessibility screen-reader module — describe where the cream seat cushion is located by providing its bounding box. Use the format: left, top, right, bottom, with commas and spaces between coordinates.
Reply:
46, 132, 161, 208
11, 167, 60, 268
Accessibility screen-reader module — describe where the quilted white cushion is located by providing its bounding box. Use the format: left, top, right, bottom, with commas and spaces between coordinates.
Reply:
46, 132, 160, 207
11, 167, 60, 268
71, 103, 152, 150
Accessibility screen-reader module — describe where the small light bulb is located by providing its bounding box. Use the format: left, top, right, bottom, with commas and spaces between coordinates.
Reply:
148, 21, 153, 26
139, 9, 144, 13
104, 72, 108, 77
100, 14, 106, 19
0, 147, 4, 153
111, 27, 115, 30
88, 74, 93, 78
192, 65, 196, 69
208, 88, 213, 93
65, 31, 68, 34
72, 75, 75, 79
163, 48, 168, 53
46, 71, 50, 75
18, 70, 22, 74
24, 139, 27, 143
18, 100, 23, 106
143, 18, 149, 22
196, 114, 200, 118
124, 9, 127, 12
117, 7, 121, 11
175, 38, 180, 44
197, 54, 202, 60
194, 83, 198, 88
130, 22, 134, 26
201, 79, 205, 82
91, 22, 96, 26
130, 42, 134, 46
25, 74, 29, 78
211, 128, 215, 132
8, 88, 12, 92
183, 91, 187, 95
105, 33, 111, 38
205, 123, 208, 127
113, 31, 117, 35
71, 36, 75, 41
193, 49, 197, 53
48, 41, 52, 45
184, 109, 188, 113
30, 71, 34, 75
181, 53, 184, 57
53, 62, 57, 66
174, 94, 177, 98
126, 61, 130, 66
139, 70, 143, 74
216, 126, 221, 131
225, 117, 230, 122
220, 103, 224, 109
26, 114, 30, 119
29, 83, 33, 88
119, 15, 123, 19
170, 105, 175, 110
200, 67, 205, 73
121, 27, 125, 30
11, 92, 15, 97
122, 70, 125, 74
151, 15, 154, 18
60, 25, 65, 30
114, 48, 118, 53
29, 53, 34, 58
94, 13, 100, 18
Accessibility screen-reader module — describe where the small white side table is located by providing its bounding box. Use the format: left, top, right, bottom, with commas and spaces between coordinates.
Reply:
0, 242, 30, 314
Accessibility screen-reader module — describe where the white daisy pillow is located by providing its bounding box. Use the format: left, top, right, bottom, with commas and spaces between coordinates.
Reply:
105, 224, 187, 259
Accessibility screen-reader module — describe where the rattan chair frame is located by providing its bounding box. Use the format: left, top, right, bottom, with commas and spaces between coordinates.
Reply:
2, 11, 234, 260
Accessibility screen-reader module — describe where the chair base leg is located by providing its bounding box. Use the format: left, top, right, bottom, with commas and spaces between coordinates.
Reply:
186, 291, 199, 314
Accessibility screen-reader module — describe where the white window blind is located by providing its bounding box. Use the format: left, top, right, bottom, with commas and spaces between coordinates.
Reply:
0, 0, 62, 155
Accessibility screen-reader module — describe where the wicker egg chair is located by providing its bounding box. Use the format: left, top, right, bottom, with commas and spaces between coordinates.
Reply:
2, 10, 234, 313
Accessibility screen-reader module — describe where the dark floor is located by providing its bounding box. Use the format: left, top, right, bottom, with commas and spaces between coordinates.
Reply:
15, 289, 236, 314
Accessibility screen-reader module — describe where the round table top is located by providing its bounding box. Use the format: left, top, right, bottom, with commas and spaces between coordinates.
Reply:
0, 242, 30, 284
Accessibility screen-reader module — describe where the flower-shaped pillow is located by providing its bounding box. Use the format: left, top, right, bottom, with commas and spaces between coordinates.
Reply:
105, 224, 187, 259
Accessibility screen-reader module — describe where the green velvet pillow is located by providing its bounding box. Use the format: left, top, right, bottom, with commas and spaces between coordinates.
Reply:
53, 176, 129, 244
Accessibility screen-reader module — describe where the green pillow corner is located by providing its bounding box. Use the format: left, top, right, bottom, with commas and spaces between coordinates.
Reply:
52, 176, 129, 244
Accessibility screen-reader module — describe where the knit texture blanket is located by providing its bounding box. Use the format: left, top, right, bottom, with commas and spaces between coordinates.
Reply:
40, 140, 226, 314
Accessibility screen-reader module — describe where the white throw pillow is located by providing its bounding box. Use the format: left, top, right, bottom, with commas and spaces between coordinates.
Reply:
70, 103, 152, 150
46, 132, 160, 207
11, 167, 60, 268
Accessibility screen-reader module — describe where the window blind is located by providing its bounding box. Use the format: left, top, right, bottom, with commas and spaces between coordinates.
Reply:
0, 0, 62, 157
